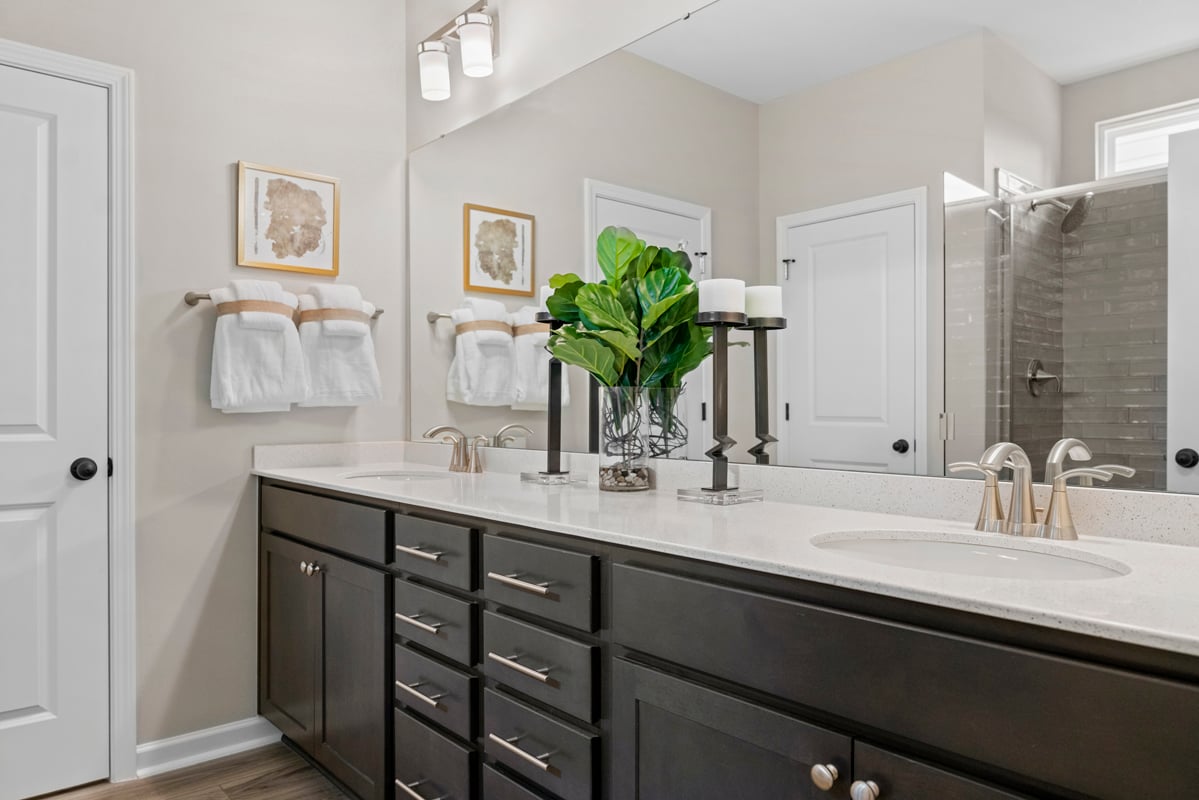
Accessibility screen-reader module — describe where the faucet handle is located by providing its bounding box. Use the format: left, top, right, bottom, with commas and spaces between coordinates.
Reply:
467, 435, 488, 474
1054, 467, 1114, 488
1042, 467, 1118, 541
948, 462, 1005, 532
948, 461, 997, 476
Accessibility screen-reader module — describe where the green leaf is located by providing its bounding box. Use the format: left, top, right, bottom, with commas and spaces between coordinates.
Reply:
640, 326, 687, 386
652, 247, 693, 275
671, 323, 711, 383
633, 245, 660, 282
576, 284, 637, 337
548, 334, 618, 386
596, 226, 644, 284
638, 267, 693, 329
546, 279, 584, 323
579, 328, 641, 362
549, 272, 583, 289
646, 288, 699, 346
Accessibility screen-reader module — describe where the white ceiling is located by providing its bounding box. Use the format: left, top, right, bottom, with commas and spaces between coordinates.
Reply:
625, 0, 1199, 104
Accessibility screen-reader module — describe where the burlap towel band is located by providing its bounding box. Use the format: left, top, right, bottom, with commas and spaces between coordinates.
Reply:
297, 308, 371, 325
455, 320, 514, 335
513, 323, 551, 336
214, 300, 297, 319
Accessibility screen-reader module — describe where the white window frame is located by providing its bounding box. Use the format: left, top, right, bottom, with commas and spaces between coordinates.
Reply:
1096, 97, 1199, 179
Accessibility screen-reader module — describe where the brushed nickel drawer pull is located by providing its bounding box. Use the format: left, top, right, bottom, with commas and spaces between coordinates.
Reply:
487, 571, 552, 596
394, 612, 444, 635
487, 651, 553, 684
395, 543, 445, 562
394, 778, 446, 800
395, 680, 446, 709
488, 733, 556, 772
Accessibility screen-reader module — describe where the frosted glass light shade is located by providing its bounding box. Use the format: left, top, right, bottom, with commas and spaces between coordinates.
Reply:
456, 13, 494, 78
418, 41, 451, 101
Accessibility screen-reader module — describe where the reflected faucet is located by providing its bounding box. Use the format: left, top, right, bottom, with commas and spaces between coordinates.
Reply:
1045, 438, 1092, 483
423, 425, 468, 472
492, 423, 533, 448
979, 442, 1038, 536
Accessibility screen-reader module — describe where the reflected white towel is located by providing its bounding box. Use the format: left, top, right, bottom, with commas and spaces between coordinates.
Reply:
209, 281, 308, 413
511, 306, 570, 411
446, 299, 515, 406
296, 291, 382, 407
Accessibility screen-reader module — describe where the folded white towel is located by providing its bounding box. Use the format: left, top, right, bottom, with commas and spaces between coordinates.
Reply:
511, 306, 570, 411
311, 284, 369, 337
209, 281, 308, 413
296, 291, 382, 407
446, 300, 515, 406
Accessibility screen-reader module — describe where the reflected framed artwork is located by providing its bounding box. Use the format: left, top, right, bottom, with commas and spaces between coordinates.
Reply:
463, 203, 535, 296
237, 161, 340, 276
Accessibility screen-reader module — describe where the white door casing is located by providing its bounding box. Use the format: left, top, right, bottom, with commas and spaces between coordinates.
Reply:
584, 180, 713, 459
776, 188, 927, 474
1168, 129, 1199, 493
0, 64, 110, 799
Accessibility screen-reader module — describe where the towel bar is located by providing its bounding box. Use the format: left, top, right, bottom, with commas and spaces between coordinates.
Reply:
427, 311, 452, 323
185, 290, 383, 319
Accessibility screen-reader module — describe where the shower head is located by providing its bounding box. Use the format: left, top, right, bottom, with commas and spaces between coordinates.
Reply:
1029, 192, 1095, 234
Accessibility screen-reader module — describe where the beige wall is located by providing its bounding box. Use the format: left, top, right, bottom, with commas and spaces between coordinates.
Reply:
1061, 47, 1199, 183
0, 1, 407, 742
409, 50, 760, 452
406, 0, 709, 150
983, 35, 1062, 191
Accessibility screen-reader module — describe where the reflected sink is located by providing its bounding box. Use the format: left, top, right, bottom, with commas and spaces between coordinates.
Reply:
339, 469, 450, 482
811, 532, 1129, 581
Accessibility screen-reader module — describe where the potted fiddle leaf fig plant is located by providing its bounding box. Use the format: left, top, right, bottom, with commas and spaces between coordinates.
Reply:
545, 226, 711, 490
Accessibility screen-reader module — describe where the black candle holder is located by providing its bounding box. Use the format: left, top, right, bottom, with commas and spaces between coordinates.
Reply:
520, 311, 580, 485
678, 311, 764, 505
743, 316, 787, 465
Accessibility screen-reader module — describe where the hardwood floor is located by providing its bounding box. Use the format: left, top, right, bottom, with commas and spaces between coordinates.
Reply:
43, 744, 348, 800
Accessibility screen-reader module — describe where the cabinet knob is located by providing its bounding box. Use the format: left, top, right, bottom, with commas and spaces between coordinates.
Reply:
299, 560, 309, 575
851, 780, 881, 800
810, 763, 839, 791
307, 562, 321, 576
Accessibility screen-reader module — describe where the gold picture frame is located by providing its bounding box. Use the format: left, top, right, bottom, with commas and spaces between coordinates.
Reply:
463, 203, 535, 296
237, 161, 340, 276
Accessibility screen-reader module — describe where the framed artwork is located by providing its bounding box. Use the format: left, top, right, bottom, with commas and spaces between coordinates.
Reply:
463, 203, 535, 296
237, 161, 340, 276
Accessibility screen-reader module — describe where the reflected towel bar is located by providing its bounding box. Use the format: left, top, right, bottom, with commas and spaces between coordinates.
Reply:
184, 291, 383, 319
427, 311, 452, 323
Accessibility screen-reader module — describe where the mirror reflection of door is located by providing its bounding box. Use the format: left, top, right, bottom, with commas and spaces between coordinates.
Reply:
585, 180, 713, 459
776, 189, 925, 474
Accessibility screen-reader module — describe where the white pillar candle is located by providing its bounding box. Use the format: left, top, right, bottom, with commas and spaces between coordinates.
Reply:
539, 285, 554, 312
745, 285, 783, 318
697, 278, 745, 315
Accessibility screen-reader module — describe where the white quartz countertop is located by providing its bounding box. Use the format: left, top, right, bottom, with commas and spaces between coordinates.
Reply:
254, 462, 1199, 658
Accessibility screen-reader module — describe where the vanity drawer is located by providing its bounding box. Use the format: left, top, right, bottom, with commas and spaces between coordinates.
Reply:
394, 709, 474, 800
260, 484, 388, 564
393, 515, 476, 590
483, 689, 597, 800
394, 579, 475, 666
483, 611, 597, 722
394, 644, 476, 741
611, 564, 1199, 800
482, 765, 549, 800
483, 535, 598, 631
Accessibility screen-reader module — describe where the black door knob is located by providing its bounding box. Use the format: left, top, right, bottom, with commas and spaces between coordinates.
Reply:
1176, 448, 1199, 469
892, 439, 910, 454
70, 457, 99, 481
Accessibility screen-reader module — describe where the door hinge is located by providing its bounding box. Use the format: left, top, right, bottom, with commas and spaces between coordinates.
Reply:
938, 412, 956, 441
784, 402, 790, 421
782, 258, 795, 280
693, 251, 709, 277
701, 402, 707, 422
107, 457, 113, 477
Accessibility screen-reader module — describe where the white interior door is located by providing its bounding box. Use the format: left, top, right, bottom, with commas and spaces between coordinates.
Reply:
585, 180, 712, 459
0, 64, 110, 798
777, 196, 919, 474
1168, 129, 1199, 493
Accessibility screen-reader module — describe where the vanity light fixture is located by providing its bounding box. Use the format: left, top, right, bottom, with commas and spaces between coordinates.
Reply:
417, 2, 500, 102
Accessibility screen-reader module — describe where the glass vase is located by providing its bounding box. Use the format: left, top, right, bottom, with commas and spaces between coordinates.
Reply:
647, 386, 689, 460
599, 386, 652, 492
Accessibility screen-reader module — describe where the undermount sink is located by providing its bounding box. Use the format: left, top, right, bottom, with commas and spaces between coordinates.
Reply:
339, 469, 450, 482
811, 531, 1129, 581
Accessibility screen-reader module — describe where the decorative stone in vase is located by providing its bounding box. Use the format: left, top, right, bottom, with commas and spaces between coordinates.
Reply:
599, 386, 652, 492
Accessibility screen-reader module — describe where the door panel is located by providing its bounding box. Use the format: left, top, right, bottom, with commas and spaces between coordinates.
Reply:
258, 534, 318, 751
0, 63, 110, 800
1168, 130, 1199, 493
779, 203, 917, 473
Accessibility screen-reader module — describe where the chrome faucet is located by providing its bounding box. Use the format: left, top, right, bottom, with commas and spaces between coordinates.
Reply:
423, 425, 469, 472
979, 443, 1038, 536
492, 423, 533, 448
1044, 438, 1092, 483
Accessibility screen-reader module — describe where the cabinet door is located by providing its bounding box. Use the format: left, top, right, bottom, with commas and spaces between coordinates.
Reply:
611, 659, 852, 799
853, 742, 1029, 799
314, 548, 388, 800
259, 533, 319, 753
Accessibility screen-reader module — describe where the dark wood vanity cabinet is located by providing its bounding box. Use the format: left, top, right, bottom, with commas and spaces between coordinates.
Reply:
258, 479, 1199, 800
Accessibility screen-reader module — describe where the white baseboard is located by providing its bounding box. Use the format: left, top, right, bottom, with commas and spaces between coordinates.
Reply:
135, 716, 282, 778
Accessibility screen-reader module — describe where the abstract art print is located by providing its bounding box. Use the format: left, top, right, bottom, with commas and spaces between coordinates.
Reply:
463, 203, 535, 296
237, 161, 340, 276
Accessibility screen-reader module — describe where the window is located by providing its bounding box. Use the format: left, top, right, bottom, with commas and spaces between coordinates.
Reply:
1096, 98, 1199, 178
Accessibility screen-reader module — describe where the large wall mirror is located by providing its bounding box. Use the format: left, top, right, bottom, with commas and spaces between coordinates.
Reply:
408, 0, 1199, 494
